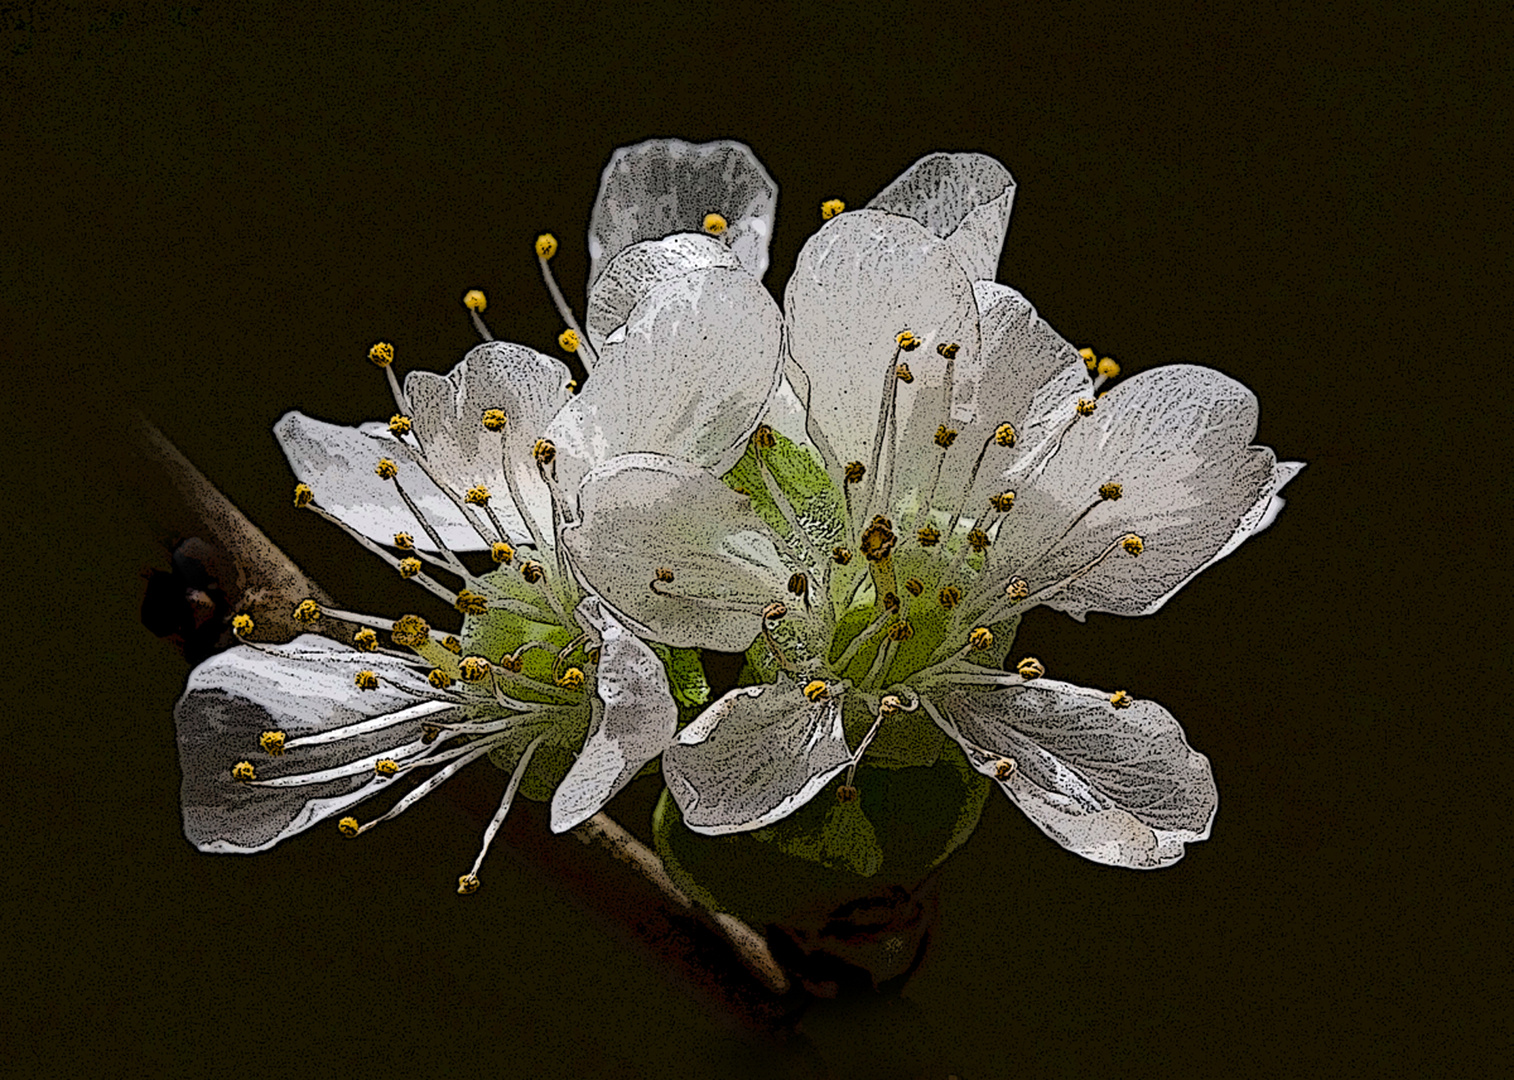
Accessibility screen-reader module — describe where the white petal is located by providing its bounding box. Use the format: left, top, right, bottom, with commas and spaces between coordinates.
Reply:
987, 365, 1298, 619
549, 597, 679, 833
546, 266, 784, 496
586, 138, 778, 288
174, 636, 460, 854
274, 411, 483, 552
585, 233, 740, 353
784, 210, 980, 504
662, 678, 853, 836
931, 679, 1217, 869
866, 152, 1016, 281
560, 454, 792, 652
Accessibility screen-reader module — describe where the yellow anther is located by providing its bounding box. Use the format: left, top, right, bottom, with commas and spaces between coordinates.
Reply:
990, 491, 1016, 512
259, 731, 285, 757
762, 602, 788, 622
441, 635, 462, 655
464, 485, 490, 506
917, 524, 941, 547
460, 656, 491, 682
520, 560, 544, 584
887, 620, 914, 641
702, 212, 728, 235
832, 546, 853, 565
1004, 577, 1029, 602
1016, 657, 1045, 680
231, 761, 256, 783
420, 724, 442, 744
455, 590, 488, 615
232, 614, 255, 637
292, 483, 314, 508
1099, 482, 1123, 501
391, 614, 431, 648
844, 461, 866, 484
882, 591, 900, 614
463, 289, 487, 312
836, 784, 859, 803
375, 458, 398, 480
860, 516, 897, 562
803, 680, 829, 702
655, 567, 675, 583
498, 654, 523, 673
374, 759, 399, 778
354, 670, 379, 691
1122, 533, 1145, 556
535, 233, 558, 260
895, 330, 921, 351
896, 363, 915, 383
458, 873, 481, 895
481, 408, 508, 431
587, 647, 601, 665
353, 628, 379, 652
820, 198, 846, 220
938, 585, 961, 610
393, 532, 414, 550
428, 668, 455, 689
338, 817, 360, 837
879, 695, 903, 714
397, 557, 422, 578
751, 424, 776, 449
934, 425, 958, 448
1079, 347, 1096, 364
558, 328, 581, 353
491, 541, 515, 564
388, 414, 412, 437
566, 380, 579, 394
1076, 398, 1097, 417
968, 528, 989, 553
556, 667, 585, 690
293, 599, 322, 624
994, 423, 1017, 448
788, 573, 809, 597
533, 439, 557, 466
969, 627, 994, 651
1098, 391, 1108, 399
937, 341, 960, 359
1097, 357, 1120, 379
905, 578, 924, 596
368, 342, 395, 367
1110, 690, 1133, 709
994, 758, 1016, 781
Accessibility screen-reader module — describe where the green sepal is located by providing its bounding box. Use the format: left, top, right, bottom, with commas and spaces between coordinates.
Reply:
759, 795, 884, 878
721, 426, 844, 548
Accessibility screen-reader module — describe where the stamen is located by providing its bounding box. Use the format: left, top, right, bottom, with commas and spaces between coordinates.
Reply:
864, 337, 909, 521
397, 557, 422, 578
1076, 397, 1097, 417
374, 759, 400, 778
943, 423, 1017, 544
481, 408, 508, 432
1091, 355, 1120, 394
305, 502, 465, 604
820, 198, 846, 219
1099, 482, 1123, 501
231, 761, 256, 782
368, 343, 411, 423
1110, 690, 1133, 709
803, 680, 829, 702
293, 599, 322, 624
232, 614, 255, 638
917, 524, 941, 547
558, 329, 581, 353
428, 669, 455, 689
832, 546, 853, 565
460, 731, 548, 893
702, 212, 728, 235
989, 491, 1016, 512
390, 614, 432, 648
293, 483, 314, 508
556, 668, 584, 690
352, 735, 512, 836
905, 578, 924, 596
969, 627, 994, 651
354, 670, 380, 691
393, 533, 414, 550
460, 656, 492, 683
463, 289, 493, 342
994, 758, 1017, 781
896, 363, 914, 384
535, 233, 599, 368
836, 785, 859, 802
491, 542, 515, 564
339, 817, 360, 837
260, 731, 285, 756
939, 585, 961, 610
1080, 347, 1097, 369
1004, 577, 1029, 602
388, 414, 412, 437
454, 590, 489, 615
441, 636, 463, 655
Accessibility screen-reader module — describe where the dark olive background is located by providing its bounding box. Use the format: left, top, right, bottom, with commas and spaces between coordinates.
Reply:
4, 3, 1503, 1077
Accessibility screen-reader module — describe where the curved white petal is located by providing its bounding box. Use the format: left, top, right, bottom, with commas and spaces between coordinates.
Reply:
559, 453, 792, 652
662, 677, 853, 836
174, 637, 461, 854
784, 210, 980, 505
549, 597, 678, 833
586, 138, 778, 288
274, 411, 483, 552
931, 678, 1217, 869
865, 152, 1016, 281
585, 233, 740, 353
546, 266, 784, 496
985, 365, 1298, 619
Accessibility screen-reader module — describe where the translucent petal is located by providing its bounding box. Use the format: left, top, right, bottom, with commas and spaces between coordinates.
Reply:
586, 138, 778, 288
931, 678, 1217, 868
174, 636, 463, 854
866, 152, 1016, 281
549, 597, 679, 833
784, 210, 980, 504
662, 677, 853, 836
546, 266, 784, 496
985, 365, 1299, 619
584, 233, 740, 353
559, 453, 792, 652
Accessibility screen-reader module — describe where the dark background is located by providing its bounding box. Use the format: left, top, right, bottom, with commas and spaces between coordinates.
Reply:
4, 2, 1505, 1077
